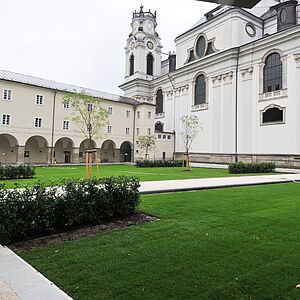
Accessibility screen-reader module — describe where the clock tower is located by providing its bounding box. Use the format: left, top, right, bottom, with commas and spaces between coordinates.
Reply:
119, 5, 162, 101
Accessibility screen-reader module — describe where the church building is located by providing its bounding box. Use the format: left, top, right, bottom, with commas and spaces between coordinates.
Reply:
120, 0, 300, 167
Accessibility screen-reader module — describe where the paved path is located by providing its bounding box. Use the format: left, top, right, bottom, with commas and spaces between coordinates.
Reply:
140, 173, 300, 194
0, 246, 72, 300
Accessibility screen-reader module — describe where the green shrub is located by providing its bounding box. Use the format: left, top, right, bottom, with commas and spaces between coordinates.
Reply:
136, 160, 182, 168
228, 161, 276, 174
0, 176, 140, 244
0, 164, 35, 180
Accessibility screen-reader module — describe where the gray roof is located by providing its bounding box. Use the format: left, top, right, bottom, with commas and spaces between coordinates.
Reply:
0, 69, 141, 106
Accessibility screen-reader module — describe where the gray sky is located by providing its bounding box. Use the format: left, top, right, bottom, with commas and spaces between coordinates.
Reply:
0, 0, 216, 95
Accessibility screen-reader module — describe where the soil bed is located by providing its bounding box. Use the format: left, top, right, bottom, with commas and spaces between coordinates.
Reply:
9, 213, 156, 253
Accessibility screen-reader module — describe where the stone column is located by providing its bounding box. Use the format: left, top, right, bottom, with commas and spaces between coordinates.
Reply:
73, 147, 80, 164
16, 146, 25, 164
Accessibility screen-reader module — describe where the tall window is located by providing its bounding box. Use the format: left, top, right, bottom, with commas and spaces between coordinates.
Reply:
34, 117, 43, 128
3, 89, 12, 101
155, 89, 163, 114
2, 114, 11, 125
107, 125, 112, 134
130, 55, 134, 76
36, 94, 44, 105
194, 74, 206, 105
126, 110, 131, 118
263, 53, 282, 93
147, 53, 154, 76
108, 107, 113, 115
155, 122, 163, 132
63, 120, 70, 130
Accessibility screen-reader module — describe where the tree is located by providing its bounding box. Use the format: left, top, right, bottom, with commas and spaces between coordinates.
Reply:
63, 91, 108, 150
137, 135, 156, 160
63, 91, 108, 177
180, 115, 201, 170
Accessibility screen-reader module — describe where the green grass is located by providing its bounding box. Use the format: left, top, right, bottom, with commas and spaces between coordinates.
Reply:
20, 183, 300, 300
0, 164, 265, 188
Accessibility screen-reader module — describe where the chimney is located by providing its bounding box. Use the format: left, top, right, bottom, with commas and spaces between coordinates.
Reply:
169, 52, 176, 73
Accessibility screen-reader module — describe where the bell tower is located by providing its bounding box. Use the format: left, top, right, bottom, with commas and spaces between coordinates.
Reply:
119, 5, 162, 101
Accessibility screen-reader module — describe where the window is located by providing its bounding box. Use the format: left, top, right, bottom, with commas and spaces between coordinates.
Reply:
130, 54, 134, 76
155, 89, 163, 114
148, 128, 151, 135
63, 120, 69, 130
147, 53, 154, 76
87, 103, 93, 112
163, 135, 166, 139
63, 100, 70, 109
36, 94, 44, 105
126, 110, 131, 118
107, 125, 112, 134
158, 134, 161, 139
3, 89, 12, 100
136, 128, 140, 135
34, 117, 43, 128
194, 74, 206, 105
262, 106, 284, 124
137, 111, 140, 118
108, 107, 113, 115
195, 35, 206, 59
126, 128, 130, 135
155, 122, 163, 132
2, 114, 11, 125
263, 53, 282, 93
148, 111, 151, 118
168, 135, 171, 140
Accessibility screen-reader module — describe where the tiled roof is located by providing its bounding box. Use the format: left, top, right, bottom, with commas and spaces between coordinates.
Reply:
0, 69, 141, 106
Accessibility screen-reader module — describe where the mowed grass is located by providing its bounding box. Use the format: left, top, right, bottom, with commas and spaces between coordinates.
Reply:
21, 183, 300, 300
0, 164, 257, 188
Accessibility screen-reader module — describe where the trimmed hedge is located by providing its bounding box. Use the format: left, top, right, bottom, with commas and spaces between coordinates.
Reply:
136, 160, 182, 168
228, 161, 276, 174
0, 176, 140, 244
0, 164, 35, 180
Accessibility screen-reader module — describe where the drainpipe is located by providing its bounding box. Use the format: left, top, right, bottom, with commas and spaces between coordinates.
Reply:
235, 47, 240, 163
132, 105, 137, 162
167, 74, 176, 160
50, 90, 57, 164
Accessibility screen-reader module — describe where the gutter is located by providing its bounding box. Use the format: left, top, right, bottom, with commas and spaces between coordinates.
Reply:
234, 47, 240, 163
50, 90, 57, 164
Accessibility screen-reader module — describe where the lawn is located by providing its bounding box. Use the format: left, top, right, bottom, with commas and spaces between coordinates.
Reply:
0, 164, 253, 189
20, 183, 300, 300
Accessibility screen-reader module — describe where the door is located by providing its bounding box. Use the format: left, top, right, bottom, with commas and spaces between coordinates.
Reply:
64, 151, 71, 163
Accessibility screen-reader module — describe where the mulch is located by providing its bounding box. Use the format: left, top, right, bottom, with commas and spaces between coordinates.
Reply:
9, 213, 157, 253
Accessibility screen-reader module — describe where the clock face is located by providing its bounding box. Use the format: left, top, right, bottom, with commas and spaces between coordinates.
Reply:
147, 41, 154, 50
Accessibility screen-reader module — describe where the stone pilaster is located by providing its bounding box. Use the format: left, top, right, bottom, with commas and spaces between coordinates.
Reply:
73, 147, 80, 164
16, 146, 25, 164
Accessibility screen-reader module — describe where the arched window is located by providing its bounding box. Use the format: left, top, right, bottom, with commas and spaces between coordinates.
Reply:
155, 122, 164, 132
262, 106, 284, 124
129, 55, 134, 76
263, 53, 282, 93
155, 89, 163, 114
194, 74, 206, 105
147, 53, 154, 76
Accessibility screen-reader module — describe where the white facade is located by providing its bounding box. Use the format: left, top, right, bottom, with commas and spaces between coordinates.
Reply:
120, 1, 300, 166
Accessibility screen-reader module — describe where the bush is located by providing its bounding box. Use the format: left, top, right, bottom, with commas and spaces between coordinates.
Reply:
136, 160, 182, 168
228, 161, 276, 174
0, 164, 35, 180
0, 176, 140, 244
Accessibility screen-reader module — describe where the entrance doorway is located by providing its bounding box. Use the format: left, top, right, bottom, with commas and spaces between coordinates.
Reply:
120, 142, 132, 162
64, 151, 71, 163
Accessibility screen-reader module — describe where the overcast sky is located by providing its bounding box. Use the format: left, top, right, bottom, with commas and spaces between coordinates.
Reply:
0, 0, 217, 95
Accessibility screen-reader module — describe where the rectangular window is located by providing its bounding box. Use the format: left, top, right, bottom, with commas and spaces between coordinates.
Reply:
148, 111, 151, 118
63, 100, 70, 109
36, 94, 44, 105
126, 128, 130, 135
163, 135, 166, 139
87, 103, 93, 112
167, 135, 171, 140
108, 107, 113, 114
34, 117, 43, 128
107, 125, 112, 134
158, 134, 161, 139
137, 111, 140, 118
136, 128, 140, 135
63, 120, 70, 130
3, 89, 12, 101
126, 110, 131, 118
148, 128, 151, 135
2, 114, 11, 125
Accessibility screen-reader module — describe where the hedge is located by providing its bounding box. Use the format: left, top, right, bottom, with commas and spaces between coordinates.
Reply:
0, 164, 35, 180
136, 160, 182, 168
228, 161, 276, 174
0, 176, 140, 244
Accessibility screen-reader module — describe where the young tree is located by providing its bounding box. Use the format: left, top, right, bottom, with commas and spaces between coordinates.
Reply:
137, 135, 156, 160
63, 91, 108, 150
180, 115, 201, 170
